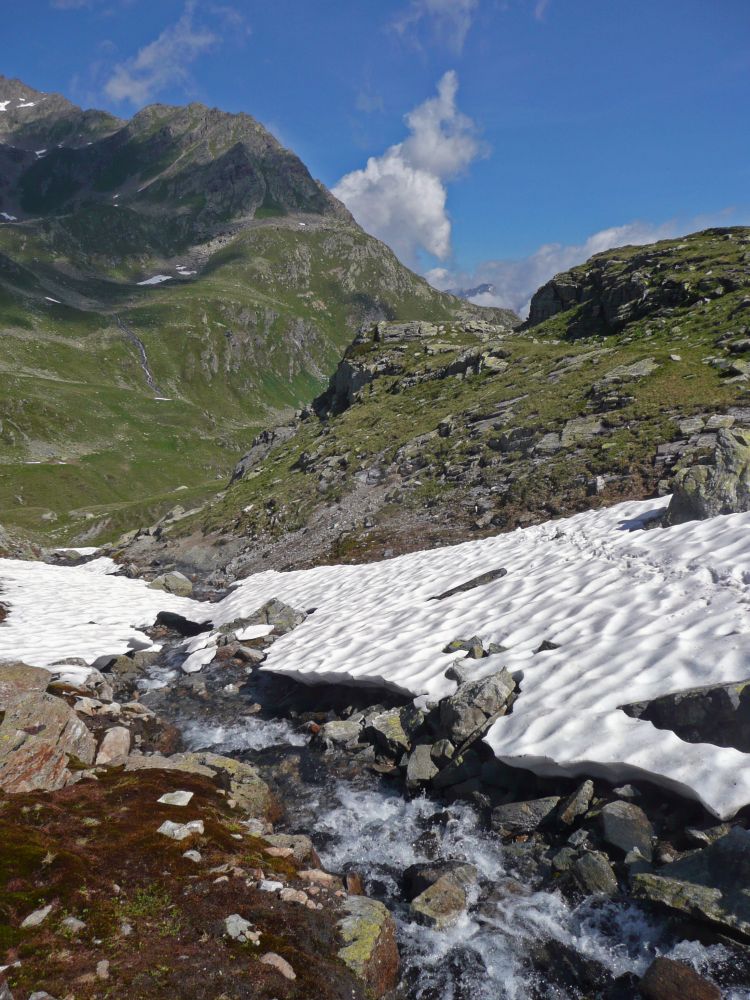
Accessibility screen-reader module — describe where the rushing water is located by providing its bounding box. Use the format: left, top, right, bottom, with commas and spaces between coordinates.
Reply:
175, 707, 750, 1000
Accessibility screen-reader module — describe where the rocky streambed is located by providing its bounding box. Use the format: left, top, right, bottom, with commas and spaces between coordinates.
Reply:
3, 593, 750, 998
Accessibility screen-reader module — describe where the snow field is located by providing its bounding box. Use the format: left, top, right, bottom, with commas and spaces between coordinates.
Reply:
1, 498, 749, 815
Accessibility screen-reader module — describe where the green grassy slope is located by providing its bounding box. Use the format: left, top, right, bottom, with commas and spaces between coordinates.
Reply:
135, 227, 750, 572
0, 80, 508, 546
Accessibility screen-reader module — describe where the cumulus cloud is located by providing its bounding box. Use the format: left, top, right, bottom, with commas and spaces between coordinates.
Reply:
333, 71, 485, 265
427, 209, 750, 316
392, 0, 479, 53
103, 1, 246, 106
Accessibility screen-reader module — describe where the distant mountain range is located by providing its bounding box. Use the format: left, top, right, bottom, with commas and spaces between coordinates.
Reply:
446, 283, 495, 300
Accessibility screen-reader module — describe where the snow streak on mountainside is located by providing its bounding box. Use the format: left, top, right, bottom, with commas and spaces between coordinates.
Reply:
1, 499, 749, 817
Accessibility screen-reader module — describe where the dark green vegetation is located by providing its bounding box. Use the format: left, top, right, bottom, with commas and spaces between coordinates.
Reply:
120, 227, 750, 577
0, 77, 503, 546
0, 767, 367, 999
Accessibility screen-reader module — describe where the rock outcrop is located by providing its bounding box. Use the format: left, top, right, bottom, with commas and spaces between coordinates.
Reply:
665, 427, 750, 524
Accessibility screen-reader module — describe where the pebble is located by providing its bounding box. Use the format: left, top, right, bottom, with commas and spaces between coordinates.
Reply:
158, 790, 194, 807
61, 916, 86, 935
21, 904, 52, 928
260, 952, 296, 980
259, 880, 284, 893
157, 819, 204, 841
96, 960, 110, 980
183, 849, 202, 863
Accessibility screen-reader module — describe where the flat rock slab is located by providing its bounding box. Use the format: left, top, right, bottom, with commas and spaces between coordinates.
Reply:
600, 800, 654, 861
632, 827, 750, 938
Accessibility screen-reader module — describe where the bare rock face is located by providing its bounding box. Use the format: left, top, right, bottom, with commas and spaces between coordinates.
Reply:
0, 661, 49, 710
665, 427, 750, 524
337, 895, 399, 998
0, 691, 96, 793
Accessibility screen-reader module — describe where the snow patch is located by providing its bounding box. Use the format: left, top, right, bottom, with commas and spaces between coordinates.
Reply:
0, 556, 198, 682
2, 499, 750, 817
0, 101, 9, 112
136, 274, 172, 286
0, 212, 18, 222
204, 498, 750, 819
44, 296, 61, 304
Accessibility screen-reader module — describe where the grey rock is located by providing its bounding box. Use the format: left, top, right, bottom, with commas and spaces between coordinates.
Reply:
622, 677, 750, 752
224, 913, 261, 944
406, 861, 478, 930
491, 796, 561, 837
665, 428, 750, 523
148, 571, 193, 596
571, 851, 618, 896
438, 667, 515, 745
430, 568, 507, 601
317, 719, 363, 746
405, 744, 439, 792
557, 780, 594, 825
0, 661, 49, 710
157, 819, 204, 841
95, 725, 131, 764
632, 827, 750, 938
61, 916, 86, 934
600, 800, 654, 861
363, 705, 423, 757
21, 904, 53, 928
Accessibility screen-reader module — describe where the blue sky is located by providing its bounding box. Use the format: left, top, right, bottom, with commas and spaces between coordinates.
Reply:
5, 0, 750, 311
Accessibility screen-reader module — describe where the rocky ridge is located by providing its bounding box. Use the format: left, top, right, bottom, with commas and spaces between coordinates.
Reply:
110, 227, 750, 583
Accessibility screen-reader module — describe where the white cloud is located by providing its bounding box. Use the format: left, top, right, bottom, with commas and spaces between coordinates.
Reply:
103, 1, 228, 106
333, 71, 485, 265
427, 209, 750, 317
392, 0, 479, 53
533, 0, 550, 22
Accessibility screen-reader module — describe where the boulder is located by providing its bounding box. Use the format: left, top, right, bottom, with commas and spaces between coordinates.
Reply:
363, 705, 423, 757
260, 952, 296, 980
491, 796, 560, 837
438, 667, 515, 745
0, 692, 96, 793
665, 427, 750, 524
623, 679, 750, 752
570, 851, 618, 896
639, 957, 721, 1000
409, 872, 474, 930
95, 726, 131, 764
231, 598, 307, 636
316, 719, 363, 746
557, 780, 594, 825
405, 744, 439, 792
600, 800, 654, 861
0, 661, 49, 710
337, 895, 399, 998
148, 571, 193, 596
404, 860, 479, 901
632, 827, 750, 938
